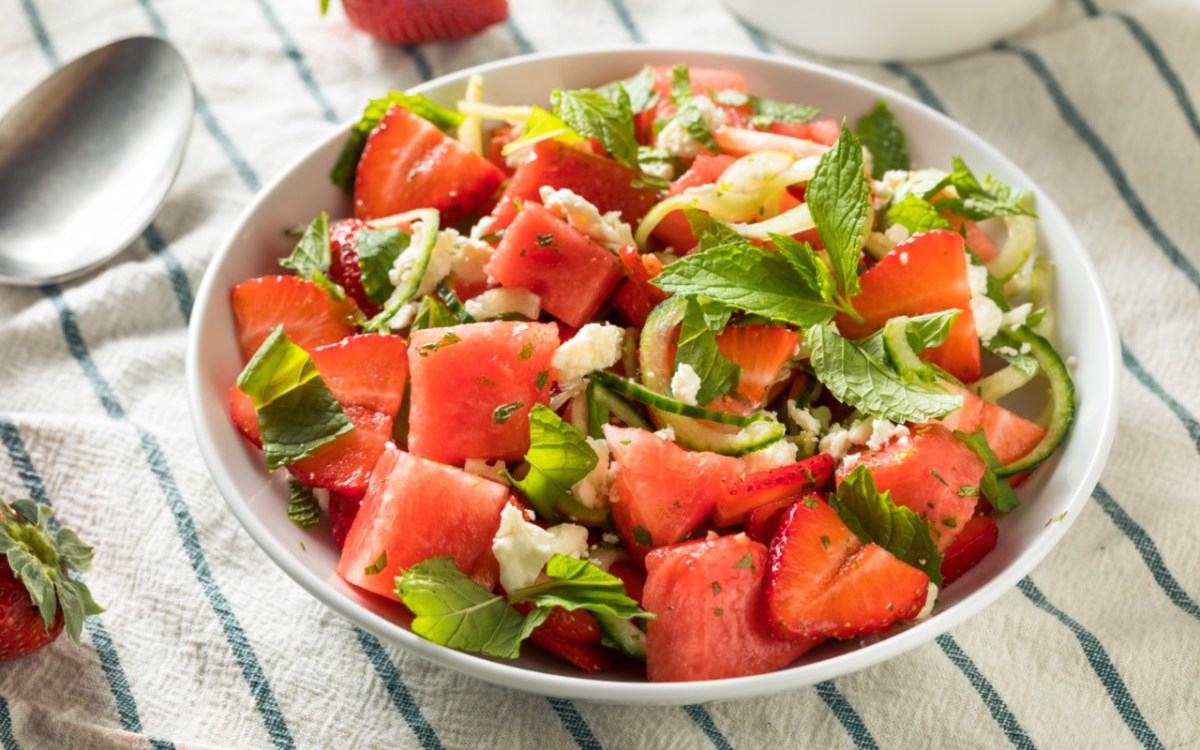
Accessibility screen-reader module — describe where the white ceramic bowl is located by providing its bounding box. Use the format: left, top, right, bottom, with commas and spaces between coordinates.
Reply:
186, 47, 1118, 705
722, 0, 1055, 62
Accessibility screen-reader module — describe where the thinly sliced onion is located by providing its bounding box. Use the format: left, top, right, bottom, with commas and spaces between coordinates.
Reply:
456, 75, 484, 156
986, 215, 1037, 281
1029, 255, 1056, 342
456, 100, 534, 123
727, 202, 815, 240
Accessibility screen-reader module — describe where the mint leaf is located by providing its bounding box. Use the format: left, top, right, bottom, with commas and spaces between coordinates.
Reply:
286, 480, 321, 529
553, 88, 639, 169
674, 297, 741, 405
652, 242, 838, 327
770, 233, 836, 303
807, 325, 962, 423
985, 328, 1039, 376
832, 466, 942, 586
280, 212, 331, 279
332, 92, 465, 193
511, 405, 599, 520
598, 66, 659, 113
935, 157, 1036, 220
684, 208, 743, 252
508, 555, 652, 619
409, 295, 459, 333
504, 105, 586, 155
856, 100, 909, 179
236, 327, 353, 470
886, 194, 952, 234
748, 96, 820, 127
354, 227, 411, 305
954, 430, 1020, 512
634, 146, 675, 190
669, 65, 719, 152
806, 122, 869, 303
858, 310, 961, 360
395, 557, 549, 659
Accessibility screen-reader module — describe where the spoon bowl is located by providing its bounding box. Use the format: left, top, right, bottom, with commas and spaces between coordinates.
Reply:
0, 36, 194, 285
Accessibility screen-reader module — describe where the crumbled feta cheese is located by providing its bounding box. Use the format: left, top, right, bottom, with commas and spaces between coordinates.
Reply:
742, 439, 799, 474
841, 452, 861, 471
492, 505, 589, 592
786, 401, 828, 456
571, 437, 612, 510
389, 221, 454, 299
915, 582, 939, 621
866, 419, 909, 451
470, 216, 498, 241
655, 96, 727, 159
463, 458, 509, 485
653, 425, 677, 442
551, 323, 625, 384
1019, 342, 1032, 355
463, 287, 542, 321
1066, 355, 1077, 369
885, 224, 911, 245
601, 532, 619, 545
539, 186, 635, 253
819, 418, 908, 463
670, 364, 702, 406
1001, 302, 1032, 331
312, 487, 330, 514
386, 301, 421, 332
450, 234, 495, 284
967, 259, 1003, 344
994, 346, 1020, 358
641, 158, 675, 181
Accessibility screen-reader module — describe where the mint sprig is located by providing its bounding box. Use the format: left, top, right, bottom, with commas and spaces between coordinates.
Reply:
933, 158, 1036, 221
856, 100, 910, 179
886, 194, 952, 234
510, 405, 598, 520
597, 65, 660, 113
236, 327, 353, 470
286, 480, 321, 529
683, 208, 742, 253
858, 309, 961, 361
509, 555, 652, 620
669, 64, 720, 153
552, 87, 640, 170
674, 296, 741, 405
954, 430, 1020, 512
354, 228, 411, 306
711, 89, 821, 128
804, 121, 870, 321
278, 213, 345, 301
831, 466, 943, 586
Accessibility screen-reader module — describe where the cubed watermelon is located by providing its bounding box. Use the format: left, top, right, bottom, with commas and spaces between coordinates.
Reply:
643, 533, 813, 682
938, 388, 1046, 466
485, 202, 624, 328
406, 321, 558, 465
488, 141, 659, 231
337, 445, 509, 600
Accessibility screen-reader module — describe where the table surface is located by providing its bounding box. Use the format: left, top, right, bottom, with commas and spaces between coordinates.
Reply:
0, 1, 1197, 748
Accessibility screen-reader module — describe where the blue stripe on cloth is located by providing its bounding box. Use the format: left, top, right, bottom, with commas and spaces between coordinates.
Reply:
682, 705, 733, 750
732, 16, 771, 53
881, 62, 948, 115
404, 47, 434, 84
606, 0, 644, 42
140, 224, 194, 323
40, 287, 296, 750
935, 635, 1036, 749
815, 681, 879, 750
506, 17, 534, 55
0, 416, 175, 750
1017, 578, 1164, 750
250, 0, 338, 123
1122, 342, 1200, 453
17, 0, 56, 63
0, 697, 17, 750
547, 698, 603, 750
1078, 1, 1200, 142
1092, 484, 1200, 620
352, 628, 444, 750
996, 41, 1200, 289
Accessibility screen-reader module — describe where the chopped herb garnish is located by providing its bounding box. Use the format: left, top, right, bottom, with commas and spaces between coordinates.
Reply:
535, 370, 550, 390
957, 485, 980, 498
733, 552, 754, 570
820, 535, 831, 550
364, 551, 388, 576
418, 331, 462, 357
929, 469, 949, 486
518, 342, 535, 361
633, 526, 652, 545
711, 581, 721, 595
492, 401, 523, 424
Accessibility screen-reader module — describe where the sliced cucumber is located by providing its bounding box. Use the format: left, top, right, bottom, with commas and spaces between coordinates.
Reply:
364, 208, 440, 332
588, 379, 654, 435
883, 316, 936, 384
435, 280, 475, 324
636, 297, 786, 456
994, 326, 1074, 477
595, 613, 646, 660
973, 363, 1037, 403
588, 370, 758, 427
986, 215, 1037, 281
555, 491, 609, 526
1029, 256, 1056, 342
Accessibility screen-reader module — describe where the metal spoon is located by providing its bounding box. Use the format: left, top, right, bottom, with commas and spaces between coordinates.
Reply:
0, 36, 194, 285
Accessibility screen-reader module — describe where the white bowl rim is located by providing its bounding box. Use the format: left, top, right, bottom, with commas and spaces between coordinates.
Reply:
186, 44, 1120, 705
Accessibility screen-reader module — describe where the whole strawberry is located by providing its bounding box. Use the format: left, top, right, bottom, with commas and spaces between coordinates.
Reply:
337, 0, 508, 44
0, 500, 103, 661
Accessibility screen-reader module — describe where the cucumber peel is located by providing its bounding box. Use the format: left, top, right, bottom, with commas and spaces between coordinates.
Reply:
994, 326, 1074, 477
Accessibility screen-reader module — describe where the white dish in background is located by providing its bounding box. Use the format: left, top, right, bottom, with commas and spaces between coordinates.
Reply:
722, 0, 1055, 62
186, 47, 1118, 705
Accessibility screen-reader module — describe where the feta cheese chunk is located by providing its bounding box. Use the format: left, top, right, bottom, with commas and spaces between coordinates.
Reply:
551, 323, 625, 384
655, 95, 727, 159
449, 233, 495, 284
670, 363, 702, 406
463, 287, 542, 321
539, 186, 635, 253
967, 259, 1003, 344
742, 438, 799, 474
819, 418, 910, 466
915, 582, 939, 621
571, 437, 612, 510
492, 505, 589, 592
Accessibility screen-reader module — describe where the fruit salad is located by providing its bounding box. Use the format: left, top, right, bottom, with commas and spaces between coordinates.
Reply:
227, 64, 1074, 682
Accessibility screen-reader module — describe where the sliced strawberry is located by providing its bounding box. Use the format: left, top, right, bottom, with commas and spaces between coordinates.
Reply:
712, 323, 800, 408
609, 561, 647, 608
940, 515, 999, 587
485, 124, 519, 176
328, 218, 386, 317
354, 104, 505, 223
536, 607, 604, 645
327, 491, 361, 549
715, 453, 834, 527
341, 0, 508, 45
288, 334, 409, 498
613, 246, 668, 328
229, 385, 260, 447
231, 275, 359, 361
744, 492, 819, 545
763, 496, 929, 641
529, 629, 615, 672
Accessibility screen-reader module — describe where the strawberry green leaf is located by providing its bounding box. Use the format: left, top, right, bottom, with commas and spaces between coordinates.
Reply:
395, 557, 549, 659
856, 100, 909, 179
806, 121, 870, 300
953, 430, 1021, 512
832, 466, 943, 586
51, 527, 94, 572
508, 555, 653, 619
236, 327, 353, 470
511, 405, 599, 521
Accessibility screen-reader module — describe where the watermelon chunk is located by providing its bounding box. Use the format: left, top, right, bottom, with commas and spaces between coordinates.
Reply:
651, 154, 737, 254
406, 321, 558, 465
485, 202, 625, 328
231, 275, 359, 361
604, 425, 745, 563
643, 533, 814, 682
938, 388, 1046, 466
337, 445, 509, 600
835, 229, 983, 383
489, 141, 659, 231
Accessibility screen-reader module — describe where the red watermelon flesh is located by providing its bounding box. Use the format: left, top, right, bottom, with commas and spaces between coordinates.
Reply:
643, 533, 814, 682
604, 425, 745, 563
231, 275, 359, 362
485, 202, 625, 328
937, 388, 1046, 467
406, 321, 558, 465
337, 445, 509, 600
